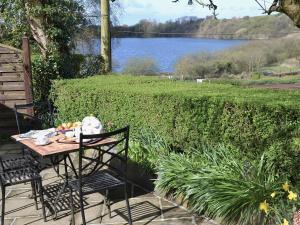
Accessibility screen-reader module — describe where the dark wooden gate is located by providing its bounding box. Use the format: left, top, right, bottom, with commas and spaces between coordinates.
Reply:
0, 37, 32, 150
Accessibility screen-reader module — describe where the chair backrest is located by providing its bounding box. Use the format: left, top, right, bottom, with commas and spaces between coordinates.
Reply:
78, 126, 130, 183
14, 101, 54, 134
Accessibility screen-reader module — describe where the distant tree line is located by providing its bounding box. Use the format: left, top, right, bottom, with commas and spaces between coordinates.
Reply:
79, 16, 204, 39
112, 16, 204, 37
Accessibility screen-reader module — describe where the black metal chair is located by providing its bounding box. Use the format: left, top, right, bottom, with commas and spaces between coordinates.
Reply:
0, 160, 46, 225
0, 102, 53, 173
68, 126, 133, 225
13, 102, 62, 173
0, 102, 54, 224
14, 101, 54, 136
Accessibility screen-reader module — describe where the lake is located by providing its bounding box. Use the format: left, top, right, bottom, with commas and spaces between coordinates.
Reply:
76, 38, 246, 73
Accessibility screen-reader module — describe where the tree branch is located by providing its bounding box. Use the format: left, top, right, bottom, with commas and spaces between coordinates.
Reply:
173, 0, 217, 18
254, 0, 281, 14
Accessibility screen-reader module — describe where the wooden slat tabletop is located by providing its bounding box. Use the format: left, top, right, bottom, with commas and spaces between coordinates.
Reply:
11, 134, 116, 157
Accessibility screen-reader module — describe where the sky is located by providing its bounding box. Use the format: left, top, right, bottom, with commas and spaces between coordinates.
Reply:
119, 0, 264, 25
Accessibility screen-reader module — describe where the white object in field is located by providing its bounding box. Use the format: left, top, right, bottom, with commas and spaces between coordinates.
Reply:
196, 79, 205, 83
81, 116, 102, 135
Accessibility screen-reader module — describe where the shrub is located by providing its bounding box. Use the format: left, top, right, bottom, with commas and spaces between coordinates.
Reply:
32, 53, 104, 102
73, 54, 105, 78
50, 76, 300, 181
122, 57, 159, 75
32, 52, 60, 102
156, 145, 298, 225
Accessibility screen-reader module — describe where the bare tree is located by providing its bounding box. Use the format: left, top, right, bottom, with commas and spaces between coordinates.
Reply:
173, 0, 218, 18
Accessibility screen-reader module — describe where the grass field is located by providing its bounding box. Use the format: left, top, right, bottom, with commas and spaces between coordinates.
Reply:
209, 74, 300, 86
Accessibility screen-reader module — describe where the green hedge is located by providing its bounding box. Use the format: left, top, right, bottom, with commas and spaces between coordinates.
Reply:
51, 75, 300, 178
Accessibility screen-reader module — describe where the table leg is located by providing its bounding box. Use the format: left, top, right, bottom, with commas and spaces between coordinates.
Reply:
67, 154, 78, 178
53, 155, 68, 219
52, 153, 78, 219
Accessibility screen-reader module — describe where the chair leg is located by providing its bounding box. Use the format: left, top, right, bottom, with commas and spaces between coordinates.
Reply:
79, 191, 86, 225
69, 189, 75, 225
31, 181, 38, 210
54, 156, 60, 176
1, 186, 5, 225
38, 179, 46, 222
105, 190, 111, 218
124, 184, 132, 225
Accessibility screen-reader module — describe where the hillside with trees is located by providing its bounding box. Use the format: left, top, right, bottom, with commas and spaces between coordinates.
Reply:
108, 14, 298, 39
196, 14, 299, 39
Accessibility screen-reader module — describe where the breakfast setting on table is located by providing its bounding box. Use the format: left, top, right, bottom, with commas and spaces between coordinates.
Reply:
15, 116, 103, 147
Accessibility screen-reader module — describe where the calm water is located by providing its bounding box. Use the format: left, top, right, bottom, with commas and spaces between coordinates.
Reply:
77, 38, 246, 73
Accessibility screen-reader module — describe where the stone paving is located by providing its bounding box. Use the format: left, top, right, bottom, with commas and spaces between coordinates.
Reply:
0, 166, 218, 225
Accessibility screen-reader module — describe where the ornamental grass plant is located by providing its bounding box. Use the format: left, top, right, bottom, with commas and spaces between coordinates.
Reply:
128, 127, 170, 171
156, 144, 299, 225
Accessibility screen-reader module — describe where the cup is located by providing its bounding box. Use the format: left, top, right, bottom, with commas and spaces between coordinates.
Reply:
65, 131, 75, 139
36, 135, 49, 145
74, 127, 82, 142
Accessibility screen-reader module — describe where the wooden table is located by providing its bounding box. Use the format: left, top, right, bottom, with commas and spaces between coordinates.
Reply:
11, 134, 116, 157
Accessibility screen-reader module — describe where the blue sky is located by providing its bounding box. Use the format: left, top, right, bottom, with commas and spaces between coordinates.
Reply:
119, 0, 264, 25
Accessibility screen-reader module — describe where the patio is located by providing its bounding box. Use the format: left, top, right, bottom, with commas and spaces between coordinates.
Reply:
0, 162, 218, 225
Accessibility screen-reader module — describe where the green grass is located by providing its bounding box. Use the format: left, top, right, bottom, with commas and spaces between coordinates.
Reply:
261, 66, 300, 73
210, 75, 300, 86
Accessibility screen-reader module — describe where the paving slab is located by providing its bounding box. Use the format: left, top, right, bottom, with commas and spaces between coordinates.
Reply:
0, 168, 219, 225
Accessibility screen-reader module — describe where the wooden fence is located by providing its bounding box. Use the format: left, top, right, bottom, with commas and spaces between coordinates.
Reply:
0, 37, 32, 144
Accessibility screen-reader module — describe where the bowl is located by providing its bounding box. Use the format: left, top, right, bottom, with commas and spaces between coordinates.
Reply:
65, 131, 75, 138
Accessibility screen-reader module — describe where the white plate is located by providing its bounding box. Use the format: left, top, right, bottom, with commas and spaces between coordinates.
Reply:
75, 139, 91, 143
35, 141, 51, 146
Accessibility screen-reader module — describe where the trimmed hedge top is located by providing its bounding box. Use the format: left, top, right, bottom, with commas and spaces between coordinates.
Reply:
52, 75, 300, 107
51, 75, 300, 178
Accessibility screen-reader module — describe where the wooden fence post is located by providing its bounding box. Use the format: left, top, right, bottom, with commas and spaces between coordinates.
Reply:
22, 36, 33, 115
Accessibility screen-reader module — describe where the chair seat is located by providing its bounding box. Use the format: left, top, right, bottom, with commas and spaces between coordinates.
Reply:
0, 167, 41, 186
0, 154, 38, 171
69, 171, 124, 195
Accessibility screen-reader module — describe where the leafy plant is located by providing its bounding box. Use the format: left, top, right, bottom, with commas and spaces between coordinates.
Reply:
32, 50, 60, 102
129, 127, 170, 171
77, 55, 105, 78
156, 145, 298, 225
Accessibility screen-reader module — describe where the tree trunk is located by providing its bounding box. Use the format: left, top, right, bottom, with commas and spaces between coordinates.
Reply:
269, 0, 300, 28
25, 1, 49, 57
100, 0, 112, 73
280, 0, 300, 28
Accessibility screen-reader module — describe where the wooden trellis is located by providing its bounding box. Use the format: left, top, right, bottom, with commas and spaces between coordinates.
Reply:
0, 37, 32, 137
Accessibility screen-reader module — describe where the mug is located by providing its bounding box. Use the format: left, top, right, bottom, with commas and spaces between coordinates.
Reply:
74, 127, 81, 139
65, 131, 75, 139
36, 135, 49, 145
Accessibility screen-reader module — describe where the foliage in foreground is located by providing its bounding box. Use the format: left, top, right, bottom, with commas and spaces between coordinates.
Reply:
128, 128, 170, 172
156, 145, 299, 225
51, 76, 300, 181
